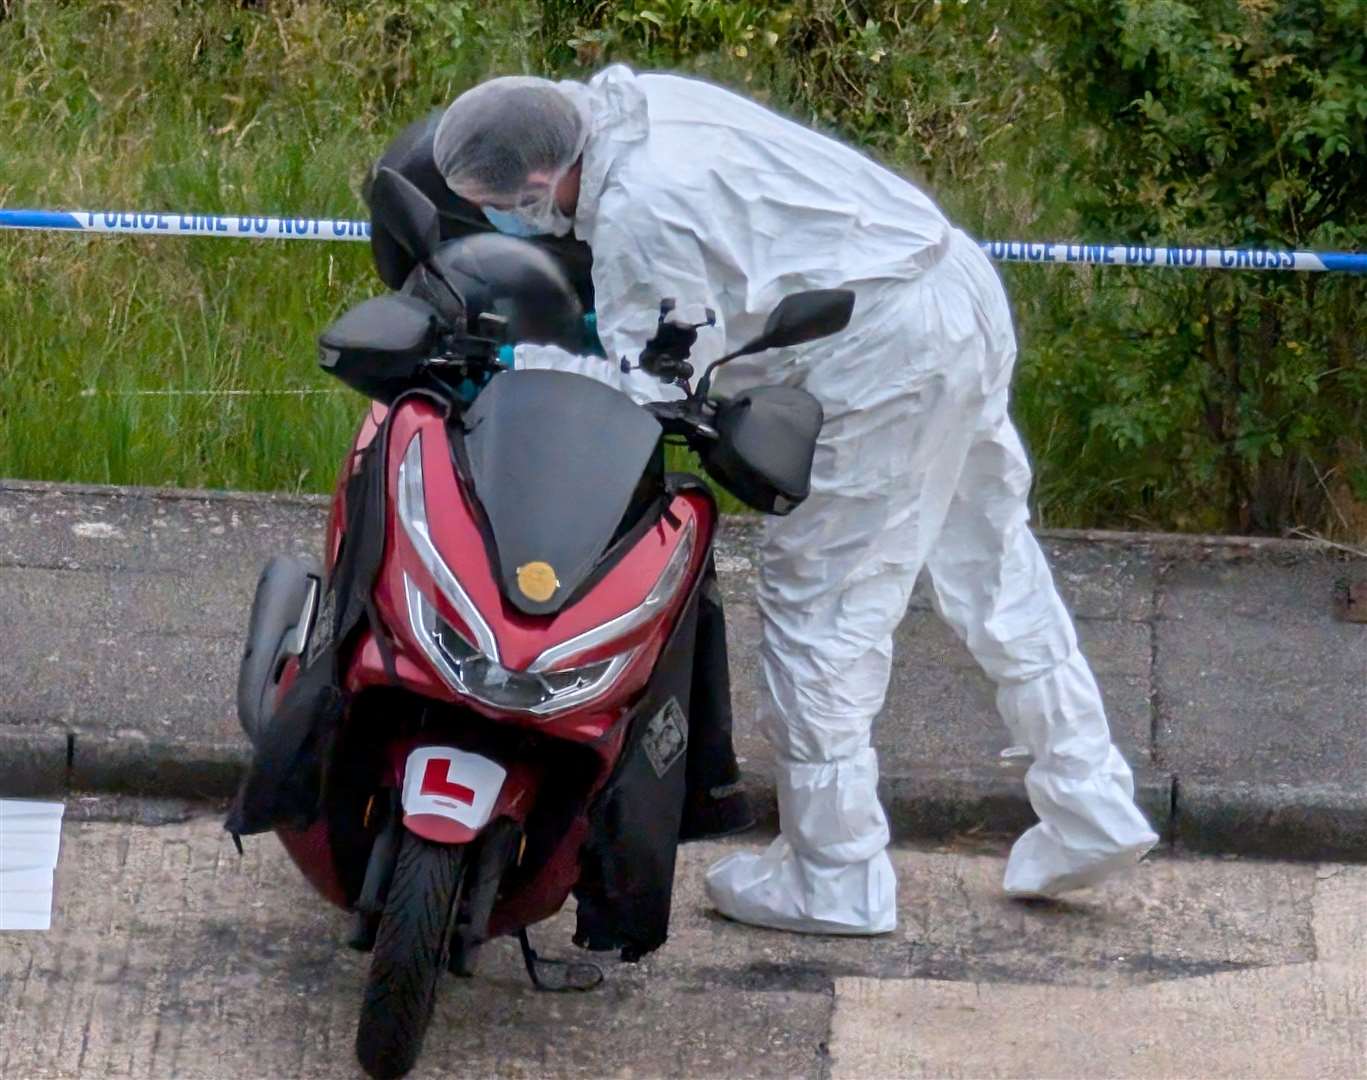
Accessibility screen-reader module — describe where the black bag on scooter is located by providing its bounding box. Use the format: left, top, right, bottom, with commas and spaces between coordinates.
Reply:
225, 412, 395, 838
680, 558, 748, 841
571, 565, 702, 961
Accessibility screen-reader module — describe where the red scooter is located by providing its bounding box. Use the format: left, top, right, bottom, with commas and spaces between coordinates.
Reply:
227, 169, 852, 1079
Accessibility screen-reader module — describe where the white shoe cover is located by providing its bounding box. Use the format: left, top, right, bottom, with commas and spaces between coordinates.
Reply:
705, 836, 897, 935
1003, 822, 1158, 898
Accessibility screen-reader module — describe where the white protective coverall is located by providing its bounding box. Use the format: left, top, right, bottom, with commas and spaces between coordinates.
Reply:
436, 66, 1159, 933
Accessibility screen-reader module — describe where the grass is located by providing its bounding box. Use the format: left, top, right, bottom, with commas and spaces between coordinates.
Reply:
0, 1, 748, 500
4, 1, 1359, 537
0, 3, 1035, 499
0, 0, 1069, 503
0, 0, 535, 493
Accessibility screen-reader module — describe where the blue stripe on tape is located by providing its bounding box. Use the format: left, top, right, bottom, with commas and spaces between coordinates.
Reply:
1317, 252, 1367, 274
0, 209, 86, 230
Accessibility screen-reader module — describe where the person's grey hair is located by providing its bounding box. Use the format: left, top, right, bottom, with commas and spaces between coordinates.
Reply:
434, 76, 589, 200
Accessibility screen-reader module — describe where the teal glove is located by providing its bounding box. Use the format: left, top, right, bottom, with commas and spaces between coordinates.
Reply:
583, 312, 606, 357
497, 343, 516, 367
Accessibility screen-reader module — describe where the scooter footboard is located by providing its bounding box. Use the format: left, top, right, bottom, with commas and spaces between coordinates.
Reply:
392, 744, 540, 845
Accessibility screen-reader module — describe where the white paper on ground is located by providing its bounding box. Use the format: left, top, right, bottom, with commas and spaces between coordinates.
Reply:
1, 799, 65, 931
0, 827, 64, 870
0, 868, 59, 929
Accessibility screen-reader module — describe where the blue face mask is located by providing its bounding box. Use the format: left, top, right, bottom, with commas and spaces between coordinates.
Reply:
482, 206, 539, 238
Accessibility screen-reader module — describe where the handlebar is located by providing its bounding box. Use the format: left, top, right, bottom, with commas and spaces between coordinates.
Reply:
645, 398, 718, 447
630, 299, 716, 389
414, 327, 509, 406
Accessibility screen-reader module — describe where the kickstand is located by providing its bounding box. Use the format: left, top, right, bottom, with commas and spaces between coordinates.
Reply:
517, 930, 604, 993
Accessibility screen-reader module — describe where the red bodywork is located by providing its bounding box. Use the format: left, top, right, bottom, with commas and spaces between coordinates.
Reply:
275, 394, 715, 934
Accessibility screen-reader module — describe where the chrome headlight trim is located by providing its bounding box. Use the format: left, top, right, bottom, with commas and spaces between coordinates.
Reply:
529, 515, 696, 674
525, 649, 636, 716
405, 569, 462, 691
396, 431, 500, 662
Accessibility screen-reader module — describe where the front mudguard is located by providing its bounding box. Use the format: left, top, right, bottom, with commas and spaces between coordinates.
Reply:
390, 742, 539, 844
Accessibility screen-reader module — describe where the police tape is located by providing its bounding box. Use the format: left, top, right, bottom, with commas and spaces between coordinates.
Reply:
0, 208, 371, 241
3, 207, 1366, 272
983, 240, 1366, 273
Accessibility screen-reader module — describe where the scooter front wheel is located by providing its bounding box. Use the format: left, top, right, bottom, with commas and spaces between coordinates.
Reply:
355, 831, 466, 1080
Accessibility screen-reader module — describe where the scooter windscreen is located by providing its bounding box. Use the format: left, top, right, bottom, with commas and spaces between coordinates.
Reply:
455, 369, 665, 616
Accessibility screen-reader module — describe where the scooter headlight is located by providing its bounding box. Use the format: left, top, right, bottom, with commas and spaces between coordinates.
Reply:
405, 574, 635, 716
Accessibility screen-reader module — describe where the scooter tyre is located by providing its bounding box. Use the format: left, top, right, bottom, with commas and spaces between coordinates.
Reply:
355, 831, 466, 1080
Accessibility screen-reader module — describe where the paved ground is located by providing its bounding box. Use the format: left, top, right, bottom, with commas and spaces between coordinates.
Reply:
1, 806, 1363, 1078
2, 478, 1366, 857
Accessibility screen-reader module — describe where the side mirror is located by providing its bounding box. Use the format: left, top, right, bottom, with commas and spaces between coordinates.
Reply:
369, 166, 441, 262
739, 289, 855, 358
694, 288, 855, 400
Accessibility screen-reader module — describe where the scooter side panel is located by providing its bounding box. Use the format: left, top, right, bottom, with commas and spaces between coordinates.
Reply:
276, 819, 351, 909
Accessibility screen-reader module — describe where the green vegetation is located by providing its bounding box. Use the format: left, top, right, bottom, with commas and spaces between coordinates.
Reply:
0, 0, 527, 493
1, 1, 1363, 536
1035, 0, 1367, 535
